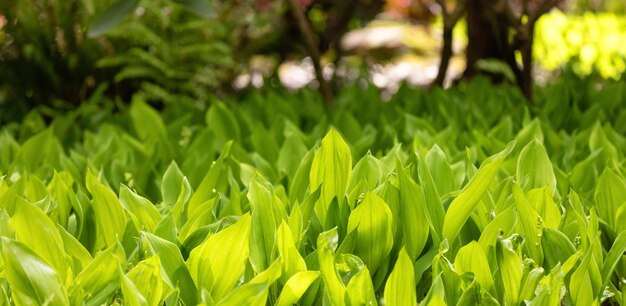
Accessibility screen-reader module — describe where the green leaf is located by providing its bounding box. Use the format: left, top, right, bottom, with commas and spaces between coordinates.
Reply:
310, 128, 352, 223
119, 185, 161, 233
519, 267, 545, 302
348, 153, 385, 192
415, 148, 445, 244
384, 248, 416, 306
187, 141, 232, 212
161, 161, 185, 206
129, 99, 172, 156
277, 221, 307, 284
527, 186, 561, 229
347, 192, 394, 274
11, 128, 60, 172
396, 162, 429, 260
69, 243, 124, 305
206, 102, 241, 148
57, 225, 93, 275
121, 273, 148, 306
443, 141, 515, 242
570, 245, 597, 305
10, 198, 68, 282
496, 237, 523, 306
275, 271, 320, 306
278, 134, 309, 178
423, 273, 447, 306
47, 170, 77, 228
143, 232, 197, 306
594, 168, 626, 230
127, 256, 165, 306
476, 59, 516, 83
345, 267, 377, 306
601, 231, 626, 286
454, 241, 494, 292
1, 237, 68, 305
478, 205, 517, 250
542, 228, 576, 270
172, 0, 215, 17
517, 138, 557, 194
248, 181, 283, 273
187, 213, 251, 301
85, 171, 126, 249
589, 123, 619, 162
289, 148, 315, 203
216, 260, 282, 306
426, 144, 456, 195
88, 0, 140, 37
317, 228, 346, 305
512, 183, 544, 264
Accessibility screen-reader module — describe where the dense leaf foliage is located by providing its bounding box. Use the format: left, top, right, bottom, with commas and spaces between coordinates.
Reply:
0, 77, 626, 304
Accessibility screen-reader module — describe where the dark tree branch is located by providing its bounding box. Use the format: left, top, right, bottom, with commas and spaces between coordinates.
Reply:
319, 0, 359, 53
432, 0, 467, 88
287, 0, 334, 107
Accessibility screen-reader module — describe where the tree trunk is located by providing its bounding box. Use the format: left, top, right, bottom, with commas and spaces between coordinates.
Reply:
463, 0, 522, 87
432, 26, 453, 87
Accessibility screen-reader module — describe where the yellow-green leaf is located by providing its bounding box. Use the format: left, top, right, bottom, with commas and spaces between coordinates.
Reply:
454, 241, 494, 292
1, 237, 68, 305
517, 138, 557, 194
384, 248, 416, 306
10, 198, 68, 282
275, 271, 320, 306
143, 232, 197, 306
127, 256, 166, 306
310, 128, 352, 223
443, 141, 515, 242
396, 163, 429, 260
119, 185, 161, 232
496, 237, 523, 306
317, 228, 346, 305
345, 267, 377, 306
86, 171, 126, 249
594, 168, 626, 230
347, 192, 393, 274
187, 213, 251, 301
513, 183, 544, 264
216, 260, 282, 306
277, 221, 306, 284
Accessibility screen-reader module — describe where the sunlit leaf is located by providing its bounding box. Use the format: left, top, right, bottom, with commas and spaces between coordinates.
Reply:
85, 171, 126, 249
443, 141, 515, 242
517, 138, 557, 194
454, 241, 494, 292
396, 162, 429, 260
317, 228, 346, 305
384, 248, 416, 306
310, 128, 352, 223
187, 213, 251, 301
1, 237, 68, 305
143, 232, 197, 305
347, 192, 393, 274
10, 198, 68, 282
275, 271, 320, 306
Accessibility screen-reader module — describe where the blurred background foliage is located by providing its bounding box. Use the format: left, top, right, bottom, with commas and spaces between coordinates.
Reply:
0, 0, 625, 123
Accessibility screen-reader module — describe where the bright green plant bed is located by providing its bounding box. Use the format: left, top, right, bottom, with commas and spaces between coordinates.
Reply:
0, 77, 625, 305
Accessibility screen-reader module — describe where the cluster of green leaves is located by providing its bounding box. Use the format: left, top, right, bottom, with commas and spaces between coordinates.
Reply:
94, 0, 236, 110
0, 77, 626, 304
0, 0, 237, 123
0, 0, 114, 121
535, 10, 626, 79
